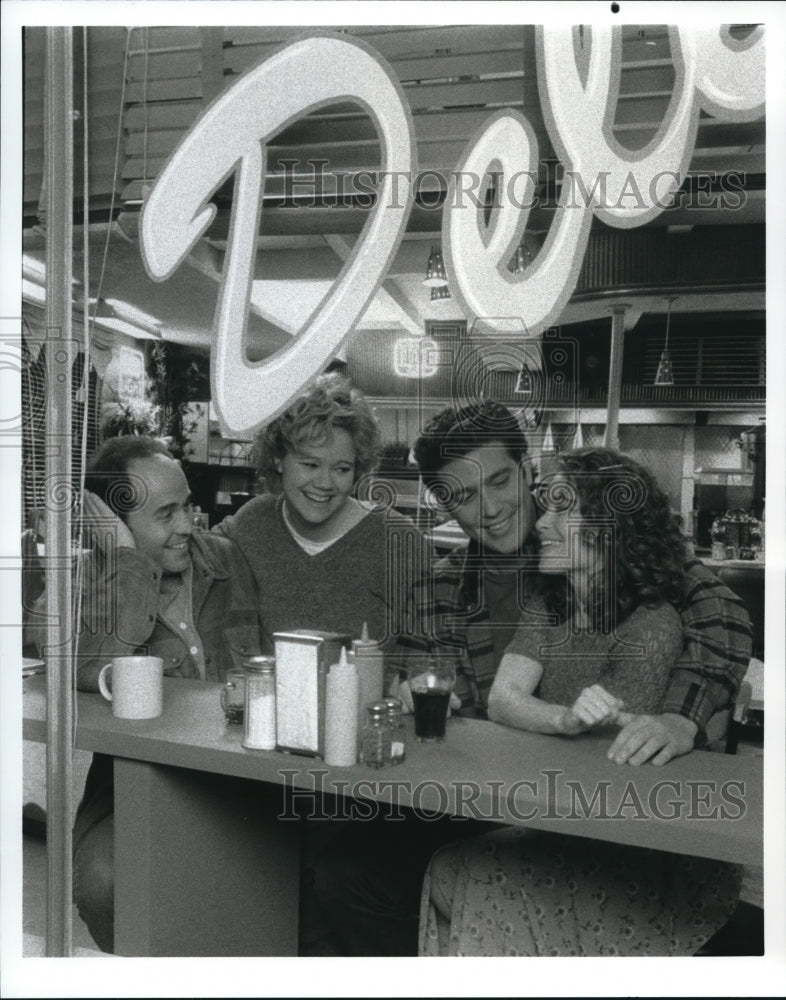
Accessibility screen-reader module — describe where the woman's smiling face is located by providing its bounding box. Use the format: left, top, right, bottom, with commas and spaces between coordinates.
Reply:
278, 427, 357, 533
534, 476, 592, 576
536, 505, 577, 573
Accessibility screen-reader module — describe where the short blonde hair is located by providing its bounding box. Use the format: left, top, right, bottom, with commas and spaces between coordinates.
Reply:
254, 374, 382, 492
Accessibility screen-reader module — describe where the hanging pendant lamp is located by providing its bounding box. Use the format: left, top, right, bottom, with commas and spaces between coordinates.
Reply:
423, 246, 448, 287
654, 296, 677, 386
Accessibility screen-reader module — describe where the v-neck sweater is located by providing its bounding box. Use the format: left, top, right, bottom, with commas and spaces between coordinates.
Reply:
215, 493, 424, 645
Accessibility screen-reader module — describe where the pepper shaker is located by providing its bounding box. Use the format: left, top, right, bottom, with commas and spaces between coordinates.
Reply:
382, 696, 406, 765
360, 702, 391, 768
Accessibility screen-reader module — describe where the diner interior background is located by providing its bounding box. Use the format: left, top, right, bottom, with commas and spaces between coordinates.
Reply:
21, 23, 766, 659
20, 23, 765, 953
20, 24, 765, 526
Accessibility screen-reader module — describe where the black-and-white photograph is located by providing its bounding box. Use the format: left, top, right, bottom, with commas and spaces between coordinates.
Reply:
1, 3, 783, 997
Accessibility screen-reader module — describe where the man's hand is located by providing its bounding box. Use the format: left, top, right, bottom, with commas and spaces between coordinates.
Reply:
82, 490, 135, 551
607, 712, 698, 766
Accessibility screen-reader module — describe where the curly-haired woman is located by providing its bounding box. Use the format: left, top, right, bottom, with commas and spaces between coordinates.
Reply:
419, 448, 742, 957
215, 371, 423, 650
488, 447, 688, 735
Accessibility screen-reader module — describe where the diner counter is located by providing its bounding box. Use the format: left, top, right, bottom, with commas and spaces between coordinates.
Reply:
698, 556, 765, 571
24, 675, 762, 862
24, 676, 763, 955
696, 553, 765, 573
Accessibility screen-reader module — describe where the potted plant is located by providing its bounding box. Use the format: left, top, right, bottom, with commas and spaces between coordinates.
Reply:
100, 396, 162, 438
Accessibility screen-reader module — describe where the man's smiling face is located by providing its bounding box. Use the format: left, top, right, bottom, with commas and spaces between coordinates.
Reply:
124, 455, 193, 573
437, 443, 536, 554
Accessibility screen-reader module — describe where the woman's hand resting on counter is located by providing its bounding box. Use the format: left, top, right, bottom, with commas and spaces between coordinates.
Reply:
487, 654, 637, 738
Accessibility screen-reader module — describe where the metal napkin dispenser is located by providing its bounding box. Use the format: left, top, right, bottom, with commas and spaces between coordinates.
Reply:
273, 630, 352, 757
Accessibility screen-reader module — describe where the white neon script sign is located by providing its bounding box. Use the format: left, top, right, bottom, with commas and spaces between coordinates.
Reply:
140, 26, 764, 437
140, 33, 415, 437
444, 25, 765, 336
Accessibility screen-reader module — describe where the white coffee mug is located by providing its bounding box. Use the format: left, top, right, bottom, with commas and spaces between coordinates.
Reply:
98, 656, 164, 719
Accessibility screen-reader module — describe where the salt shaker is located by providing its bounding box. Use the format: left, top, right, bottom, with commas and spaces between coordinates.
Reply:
383, 696, 406, 765
361, 702, 391, 768
242, 655, 277, 750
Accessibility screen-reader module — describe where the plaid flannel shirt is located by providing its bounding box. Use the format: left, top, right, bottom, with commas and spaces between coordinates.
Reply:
390, 545, 752, 738
661, 558, 752, 736
389, 539, 541, 714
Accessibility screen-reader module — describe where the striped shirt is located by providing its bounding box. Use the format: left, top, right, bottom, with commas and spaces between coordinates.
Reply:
391, 546, 752, 740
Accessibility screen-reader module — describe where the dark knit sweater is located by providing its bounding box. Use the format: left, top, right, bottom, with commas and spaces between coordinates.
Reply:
214, 493, 426, 647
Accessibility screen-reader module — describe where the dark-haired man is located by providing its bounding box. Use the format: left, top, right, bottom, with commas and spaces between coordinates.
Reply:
73, 436, 264, 952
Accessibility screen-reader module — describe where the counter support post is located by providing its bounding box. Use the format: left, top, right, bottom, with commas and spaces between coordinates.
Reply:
114, 758, 301, 956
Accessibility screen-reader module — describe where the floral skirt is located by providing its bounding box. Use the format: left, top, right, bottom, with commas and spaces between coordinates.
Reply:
419, 828, 742, 957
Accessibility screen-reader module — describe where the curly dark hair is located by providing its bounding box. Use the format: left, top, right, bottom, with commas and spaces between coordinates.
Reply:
538, 447, 687, 630
413, 400, 529, 494
253, 373, 383, 492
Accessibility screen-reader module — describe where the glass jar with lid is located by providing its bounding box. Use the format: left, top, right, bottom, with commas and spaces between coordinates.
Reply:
242, 655, 277, 750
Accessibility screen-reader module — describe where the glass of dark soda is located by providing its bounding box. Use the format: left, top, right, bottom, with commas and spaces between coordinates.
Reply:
408, 658, 457, 742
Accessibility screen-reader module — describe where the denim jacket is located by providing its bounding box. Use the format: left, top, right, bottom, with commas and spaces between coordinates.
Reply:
74, 530, 265, 845
77, 530, 265, 687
